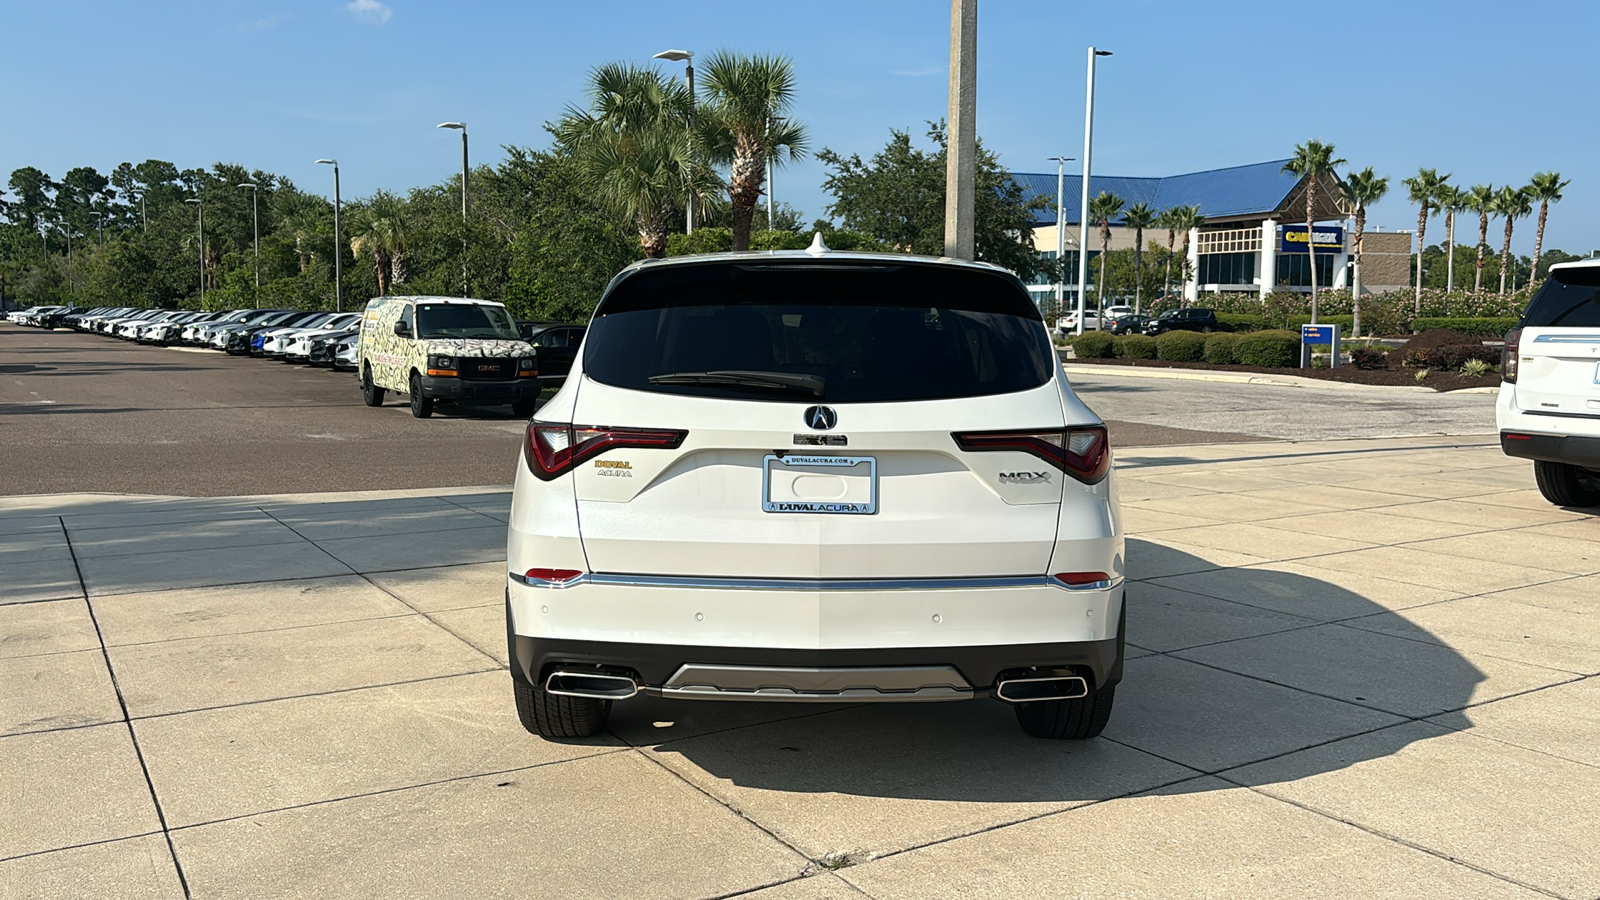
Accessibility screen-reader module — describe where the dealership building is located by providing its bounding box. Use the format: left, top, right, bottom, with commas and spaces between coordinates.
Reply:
1012, 159, 1412, 307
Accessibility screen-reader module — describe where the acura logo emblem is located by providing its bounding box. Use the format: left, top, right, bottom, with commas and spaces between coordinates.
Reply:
804, 405, 838, 431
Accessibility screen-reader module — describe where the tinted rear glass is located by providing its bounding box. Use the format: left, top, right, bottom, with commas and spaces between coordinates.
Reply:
1524, 267, 1600, 328
584, 261, 1054, 403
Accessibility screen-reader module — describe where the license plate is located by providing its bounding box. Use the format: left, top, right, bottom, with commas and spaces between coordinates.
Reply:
762, 455, 877, 514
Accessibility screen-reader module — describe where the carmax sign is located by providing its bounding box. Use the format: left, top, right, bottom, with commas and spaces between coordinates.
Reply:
1280, 225, 1345, 253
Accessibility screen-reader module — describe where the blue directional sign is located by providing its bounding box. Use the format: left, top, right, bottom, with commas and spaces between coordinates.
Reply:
1301, 324, 1336, 344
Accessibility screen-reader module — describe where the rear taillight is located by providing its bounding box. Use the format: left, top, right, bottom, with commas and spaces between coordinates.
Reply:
1502, 326, 1523, 383
952, 426, 1110, 485
1052, 571, 1112, 588
524, 422, 687, 481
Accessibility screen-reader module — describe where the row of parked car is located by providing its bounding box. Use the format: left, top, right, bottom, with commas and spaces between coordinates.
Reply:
6, 303, 587, 392
1055, 305, 1220, 336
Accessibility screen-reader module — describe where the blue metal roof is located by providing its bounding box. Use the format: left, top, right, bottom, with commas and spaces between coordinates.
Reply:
1016, 159, 1299, 227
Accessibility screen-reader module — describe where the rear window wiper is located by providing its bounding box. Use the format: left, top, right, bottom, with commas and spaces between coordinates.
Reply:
648, 370, 826, 398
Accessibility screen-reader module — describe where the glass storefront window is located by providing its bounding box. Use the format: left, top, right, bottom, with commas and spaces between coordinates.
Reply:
1276, 254, 1336, 287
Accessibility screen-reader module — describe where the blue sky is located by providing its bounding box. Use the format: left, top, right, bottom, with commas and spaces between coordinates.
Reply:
3, 0, 1595, 255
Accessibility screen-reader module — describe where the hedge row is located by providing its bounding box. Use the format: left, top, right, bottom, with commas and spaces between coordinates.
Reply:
1070, 329, 1298, 366
1410, 317, 1519, 337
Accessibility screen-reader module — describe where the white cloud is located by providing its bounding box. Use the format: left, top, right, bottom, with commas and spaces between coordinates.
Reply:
240, 13, 289, 31
345, 0, 392, 25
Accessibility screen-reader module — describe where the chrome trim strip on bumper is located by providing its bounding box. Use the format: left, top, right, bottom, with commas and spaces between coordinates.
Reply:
659, 663, 974, 702
509, 571, 1125, 592
1531, 334, 1600, 343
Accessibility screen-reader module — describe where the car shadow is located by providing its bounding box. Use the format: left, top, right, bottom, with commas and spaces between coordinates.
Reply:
613, 542, 1483, 802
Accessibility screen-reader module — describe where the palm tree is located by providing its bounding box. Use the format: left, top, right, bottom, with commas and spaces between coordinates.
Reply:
698, 51, 808, 251
1466, 183, 1495, 292
1526, 171, 1570, 282
1432, 184, 1465, 292
1088, 191, 1123, 307
1401, 168, 1450, 311
1337, 167, 1389, 337
347, 190, 409, 296
1156, 206, 1183, 303
277, 192, 327, 273
1170, 205, 1204, 305
1492, 186, 1532, 294
1282, 140, 1345, 322
554, 62, 710, 258
1121, 202, 1156, 314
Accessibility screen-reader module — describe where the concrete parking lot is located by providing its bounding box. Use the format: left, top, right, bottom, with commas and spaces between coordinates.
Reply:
3, 435, 1596, 899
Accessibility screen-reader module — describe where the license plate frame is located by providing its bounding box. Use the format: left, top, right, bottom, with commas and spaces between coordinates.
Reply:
762, 454, 877, 515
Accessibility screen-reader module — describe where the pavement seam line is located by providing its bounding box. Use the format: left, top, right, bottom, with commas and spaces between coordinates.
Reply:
1218, 777, 1571, 899
60, 517, 194, 900
161, 748, 632, 832
124, 668, 502, 723
252, 505, 503, 668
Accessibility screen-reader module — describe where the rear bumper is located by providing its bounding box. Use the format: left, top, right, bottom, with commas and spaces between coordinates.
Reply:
509, 622, 1124, 697
506, 575, 1126, 695
1501, 431, 1600, 468
419, 375, 536, 402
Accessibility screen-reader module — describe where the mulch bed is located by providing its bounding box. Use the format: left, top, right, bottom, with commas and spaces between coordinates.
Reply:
1062, 329, 1503, 392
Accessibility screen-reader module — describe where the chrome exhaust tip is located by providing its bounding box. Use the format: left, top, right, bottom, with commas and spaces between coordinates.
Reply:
995, 675, 1089, 703
544, 670, 639, 700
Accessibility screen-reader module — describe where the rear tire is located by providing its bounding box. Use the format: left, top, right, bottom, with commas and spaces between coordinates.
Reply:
361, 366, 385, 407
513, 677, 610, 739
1014, 684, 1115, 740
1533, 460, 1600, 507
409, 372, 434, 418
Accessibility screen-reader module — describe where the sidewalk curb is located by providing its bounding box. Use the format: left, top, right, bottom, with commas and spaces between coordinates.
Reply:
1062, 363, 1501, 394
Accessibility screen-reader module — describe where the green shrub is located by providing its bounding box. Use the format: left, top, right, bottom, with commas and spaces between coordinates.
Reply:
1349, 346, 1389, 369
1156, 330, 1208, 362
1217, 313, 1265, 332
1286, 314, 1355, 332
1410, 317, 1519, 338
1203, 332, 1242, 364
1114, 334, 1158, 359
1069, 331, 1116, 359
1424, 343, 1500, 370
1235, 330, 1301, 368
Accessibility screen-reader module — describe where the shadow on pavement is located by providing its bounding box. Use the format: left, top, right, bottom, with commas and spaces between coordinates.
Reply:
618, 543, 1482, 801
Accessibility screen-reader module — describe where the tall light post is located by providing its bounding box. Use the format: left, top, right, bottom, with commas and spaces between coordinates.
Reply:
437, 122, 470, 297
237, 182, 260, 291
184, 198, 203, 305
57, 222, 73, 297
1074, 47, 1113, 335
316, 159, 342, 312
654, 49, 695, 234
1048, 156, 1074, 314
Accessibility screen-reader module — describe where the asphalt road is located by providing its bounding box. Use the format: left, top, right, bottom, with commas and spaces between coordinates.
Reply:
3, 324, 1486, 496
1, 325, 530, 495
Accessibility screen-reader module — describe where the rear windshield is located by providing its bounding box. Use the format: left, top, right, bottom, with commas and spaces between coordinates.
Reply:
583, 261, 1054, 403
1524, 267, 1600, 328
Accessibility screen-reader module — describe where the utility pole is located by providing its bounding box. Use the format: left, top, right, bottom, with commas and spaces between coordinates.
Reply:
317, 160, 342, 311
943, 0, 976, 260
438, 122, 470, 296
1075, 47, 1112, 335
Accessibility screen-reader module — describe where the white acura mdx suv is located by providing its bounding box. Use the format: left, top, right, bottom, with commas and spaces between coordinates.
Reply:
506, 248, 1125, 740
1498, 258, 1600, 506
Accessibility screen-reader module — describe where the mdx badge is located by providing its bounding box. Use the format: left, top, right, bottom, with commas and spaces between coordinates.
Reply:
999, 471, 1051, 485
803, 405, 838, 431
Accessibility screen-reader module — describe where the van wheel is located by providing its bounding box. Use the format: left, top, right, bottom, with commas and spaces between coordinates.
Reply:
1533, 460, 1600, 507
361, 366, 385, 406
408, 372, 434, 418
513, 677, 610, 739
512, 398, 539, 418
1014, 685, 1115, 740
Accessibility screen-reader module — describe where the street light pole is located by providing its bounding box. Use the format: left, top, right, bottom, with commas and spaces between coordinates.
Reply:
654, 49, 696, 235
1075, 47, 1112, 335
237, 183, 260, 292
1048, 156, 1074, 314
316, 160, 342, 312
437, 122, 469, 297
184, 198, 203, 305
944, 0, 977, 260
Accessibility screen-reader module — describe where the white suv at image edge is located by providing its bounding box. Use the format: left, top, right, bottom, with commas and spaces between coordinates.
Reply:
506, 250, 1125, 740
1498, 258, 1600, 507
